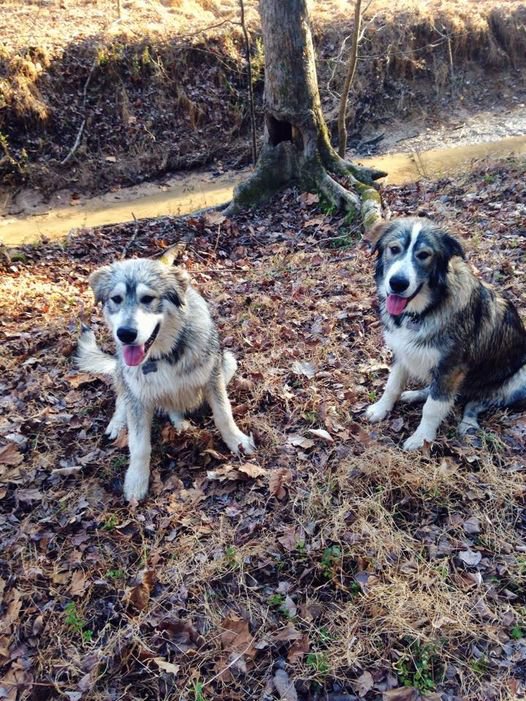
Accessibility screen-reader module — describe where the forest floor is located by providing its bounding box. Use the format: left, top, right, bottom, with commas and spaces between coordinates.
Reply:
1, 157, 525, 701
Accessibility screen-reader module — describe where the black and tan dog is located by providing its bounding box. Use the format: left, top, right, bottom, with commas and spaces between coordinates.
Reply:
366, 217, 526, 449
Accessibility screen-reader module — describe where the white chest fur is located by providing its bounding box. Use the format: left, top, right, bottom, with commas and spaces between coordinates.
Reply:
122, 357, 214, 412
384, 327, 440, 381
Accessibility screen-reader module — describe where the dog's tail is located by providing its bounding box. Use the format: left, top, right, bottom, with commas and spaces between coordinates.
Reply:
222, 350, 238, 385
76, 324, 116, 376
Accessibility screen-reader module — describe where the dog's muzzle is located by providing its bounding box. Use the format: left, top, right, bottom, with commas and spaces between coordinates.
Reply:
121, 322, 160, 367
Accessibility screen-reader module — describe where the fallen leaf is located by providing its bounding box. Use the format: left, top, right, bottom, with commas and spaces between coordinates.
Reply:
463, 516, 481, 535
113, 430, 128, 448
287, 633, 310, 663
154, 657, 180, 675
287, 434, 315, 449
203, 211, 227, 226
354, 670, 374, 697
70, 570, 88, 596
383, 687, 420, 701
458, 549, 482, 566
15, 488, 43, 503
269, 468, 292, 499
127, 569, 155, 612
274, 668, 298, 701
291, 360, 316, 378
307, 428, 333, 442
67, 372, 97, 388
0, 443, 23, 466
220, 615, 255, 658
238, 462, 268, 479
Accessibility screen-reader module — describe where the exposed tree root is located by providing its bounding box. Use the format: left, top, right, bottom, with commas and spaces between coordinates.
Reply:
225, 140, 385, 234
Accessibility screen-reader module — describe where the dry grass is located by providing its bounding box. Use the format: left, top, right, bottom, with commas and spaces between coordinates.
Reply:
1, 159, 525, 700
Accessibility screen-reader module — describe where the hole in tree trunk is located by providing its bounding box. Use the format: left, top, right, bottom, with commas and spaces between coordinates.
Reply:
267, 115, 293, 145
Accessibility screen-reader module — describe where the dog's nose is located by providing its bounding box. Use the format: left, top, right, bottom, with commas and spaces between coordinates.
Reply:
389, 275, 410, 293
117, 326, 138, 344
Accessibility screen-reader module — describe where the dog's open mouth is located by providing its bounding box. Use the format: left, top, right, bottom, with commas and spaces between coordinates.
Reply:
386, 285, 423, 316
122, 323, 160, 367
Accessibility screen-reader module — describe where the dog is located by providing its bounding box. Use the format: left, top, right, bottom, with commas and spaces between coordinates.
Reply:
77, 257, 255, 501
366, 217, 526, 450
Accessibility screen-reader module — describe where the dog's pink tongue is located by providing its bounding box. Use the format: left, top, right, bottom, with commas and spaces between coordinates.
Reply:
123, 345, 145, 366
386, 294, 409, 316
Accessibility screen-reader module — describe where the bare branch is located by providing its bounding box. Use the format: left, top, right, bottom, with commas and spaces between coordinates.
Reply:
337, 0, 363, 158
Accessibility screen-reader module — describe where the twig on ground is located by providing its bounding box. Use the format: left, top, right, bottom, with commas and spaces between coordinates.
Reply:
61, 59, 97, 166
121, 213, 140, 258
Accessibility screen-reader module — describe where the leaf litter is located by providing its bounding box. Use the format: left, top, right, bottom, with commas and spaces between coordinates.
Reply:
0, 159, 525, 700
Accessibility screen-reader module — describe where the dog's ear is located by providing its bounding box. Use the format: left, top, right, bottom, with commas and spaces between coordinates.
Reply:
89, 265, 113, 304
164, 267, 190, 308
441, 232, 465, 260
429, 232, 465, 289
368, 221, 391, 255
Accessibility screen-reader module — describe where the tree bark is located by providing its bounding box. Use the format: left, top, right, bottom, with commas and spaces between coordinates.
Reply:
225, 0, 386, 233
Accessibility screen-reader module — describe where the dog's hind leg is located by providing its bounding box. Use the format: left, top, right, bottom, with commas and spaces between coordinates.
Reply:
123, 402, 154, 502
400, 387, 429, 404
106, 393, 127, 440
458, 400, 493, 435
366, 361, 408, 422
206, 369, 255, 455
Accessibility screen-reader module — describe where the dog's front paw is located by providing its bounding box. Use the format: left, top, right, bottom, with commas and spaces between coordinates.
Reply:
105, 417, 126, 440
226, 431, 255, 455
169, 411, 191, 432
403, 430, 433, 451
124, 469, 150, 502
365, 400, 391, 423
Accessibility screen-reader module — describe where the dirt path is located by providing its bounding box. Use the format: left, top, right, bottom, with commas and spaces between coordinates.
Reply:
2, 134, 525, 246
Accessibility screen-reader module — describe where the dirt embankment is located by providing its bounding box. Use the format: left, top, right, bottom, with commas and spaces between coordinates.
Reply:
1, 0, 525, 198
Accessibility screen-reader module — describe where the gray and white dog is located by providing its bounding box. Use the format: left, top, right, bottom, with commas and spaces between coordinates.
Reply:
77, 257, 255, 501
366, 217, 526, 449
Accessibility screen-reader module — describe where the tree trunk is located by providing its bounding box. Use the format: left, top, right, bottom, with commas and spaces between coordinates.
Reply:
225, 0, 385, 233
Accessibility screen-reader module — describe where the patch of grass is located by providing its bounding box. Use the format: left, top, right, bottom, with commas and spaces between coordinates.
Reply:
306, 651, 330, 676
64, 602, 93, 643
394, 640, 443, 693
320, 544, 342, 579
101, 514, 119, 531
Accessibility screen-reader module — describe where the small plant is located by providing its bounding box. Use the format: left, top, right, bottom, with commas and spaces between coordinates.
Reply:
111, 455, 127, 470
191, 680, 205, 701
106, 568, 125, 580
510, 625, 525, 640
469, 656, 489, 676
394, 640, 442, 692
64, 602, 93, 642
316, 626, 333, 646
224, 545, 239, 568
320, 544, 342, 579
367, 390, 377, 403
306, 651, 330, 676
268, 593, 285, 608
102, 514, 119, 531
318, 196, 338, 217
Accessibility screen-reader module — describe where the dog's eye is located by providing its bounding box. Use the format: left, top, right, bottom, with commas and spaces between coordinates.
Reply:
111, 295, 122, 304
141, 295, 155, 304
389, 245, 401, 255
417, 251, 431, 261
